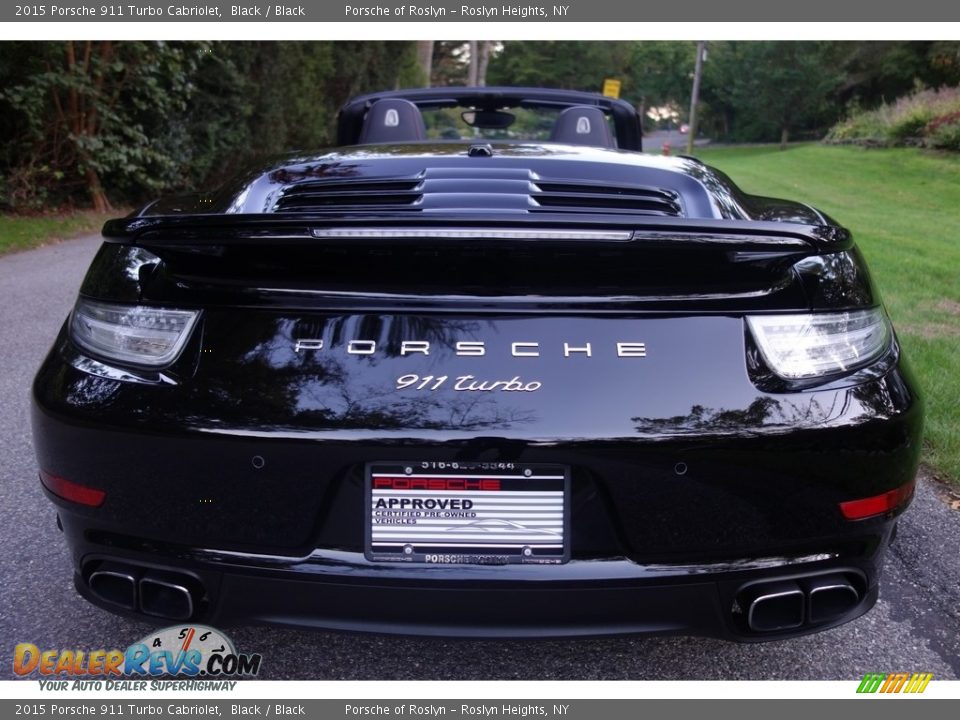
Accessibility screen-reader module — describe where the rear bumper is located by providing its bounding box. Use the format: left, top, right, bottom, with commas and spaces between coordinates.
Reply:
62, 508, 887, 641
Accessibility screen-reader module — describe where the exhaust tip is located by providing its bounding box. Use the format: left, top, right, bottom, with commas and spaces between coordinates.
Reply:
803, 574, 861, 624
88, 563, 139, 611
138, 572, 196, 620
744, 580, 804, 632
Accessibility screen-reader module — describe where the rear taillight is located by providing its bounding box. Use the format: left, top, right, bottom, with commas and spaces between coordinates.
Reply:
39, 471, 106, 507
70, 299, 198, 367
746, 308, 892, 380
839, 481, 915, 520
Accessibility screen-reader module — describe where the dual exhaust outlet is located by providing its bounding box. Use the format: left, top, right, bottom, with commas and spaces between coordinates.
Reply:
87, 562, 198, 620
740, 573, 862, 633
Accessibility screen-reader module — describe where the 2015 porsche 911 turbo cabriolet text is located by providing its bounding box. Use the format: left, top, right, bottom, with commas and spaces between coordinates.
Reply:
32, 87, 923, 640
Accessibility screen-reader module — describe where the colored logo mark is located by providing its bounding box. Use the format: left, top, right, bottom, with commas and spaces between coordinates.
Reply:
857, 672, 933, 694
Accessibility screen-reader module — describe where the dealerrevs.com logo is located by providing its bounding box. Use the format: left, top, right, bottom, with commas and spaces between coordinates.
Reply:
14, 625, 261, 689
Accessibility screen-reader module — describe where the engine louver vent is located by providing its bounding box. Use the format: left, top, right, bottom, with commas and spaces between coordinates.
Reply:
273, 177, 423, 213
532, 181, 682, 217
272, 171, 683, 217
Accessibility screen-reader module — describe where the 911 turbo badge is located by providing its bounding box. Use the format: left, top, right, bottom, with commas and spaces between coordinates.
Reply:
395, 374, 542, 392
31, 85, 922, 640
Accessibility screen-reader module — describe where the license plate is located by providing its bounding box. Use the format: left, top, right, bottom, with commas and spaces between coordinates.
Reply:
365, 462, 569, 565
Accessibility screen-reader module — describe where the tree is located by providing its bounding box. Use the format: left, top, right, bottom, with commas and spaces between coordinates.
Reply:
488, 41, 633, 94
0, 41, 422, 210
476, 42, 493, 87
703, 42, 844, 146
627, 42, 698, 124
416, 41, 434, 87
428, 42, 470, 87
2, 41, 205, 211
467, 41, 478, 86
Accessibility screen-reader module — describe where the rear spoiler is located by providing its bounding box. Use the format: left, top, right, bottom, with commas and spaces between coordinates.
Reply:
102, 214, 851, 253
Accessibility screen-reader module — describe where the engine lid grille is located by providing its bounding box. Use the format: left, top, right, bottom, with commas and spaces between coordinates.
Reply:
532, 181, 682, 216
273, 177, 424, 213
271, 169, 683, 217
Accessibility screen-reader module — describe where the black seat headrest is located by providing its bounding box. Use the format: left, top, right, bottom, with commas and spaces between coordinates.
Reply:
358, 99, 427, 144
549, 106, 614, 148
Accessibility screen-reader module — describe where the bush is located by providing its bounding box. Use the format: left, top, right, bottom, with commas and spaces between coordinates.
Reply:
888, 107, 937, 142
0, 41, 422, 212
826, 109, 890, 144
827, 86, 960, 148
927, 118, 960, 150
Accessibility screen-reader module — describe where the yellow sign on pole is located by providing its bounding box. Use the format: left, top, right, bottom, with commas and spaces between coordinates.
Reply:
602, 78, 621, 99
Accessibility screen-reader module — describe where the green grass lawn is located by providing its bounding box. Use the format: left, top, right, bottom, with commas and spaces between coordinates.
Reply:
0, 211, 115, 256
698, 144, 960, 483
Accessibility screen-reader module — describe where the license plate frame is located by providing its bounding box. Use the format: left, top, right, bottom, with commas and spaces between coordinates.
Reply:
364, 461, 570, 565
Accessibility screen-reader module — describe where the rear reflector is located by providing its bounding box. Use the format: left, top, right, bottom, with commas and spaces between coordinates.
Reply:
839, 481, 915, 520
39, 471, 106, 507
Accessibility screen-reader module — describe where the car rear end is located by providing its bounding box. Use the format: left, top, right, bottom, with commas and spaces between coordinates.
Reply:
31, 152, 922, 640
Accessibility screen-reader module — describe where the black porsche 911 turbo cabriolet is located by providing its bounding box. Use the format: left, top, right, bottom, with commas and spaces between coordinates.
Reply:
32, 87, 923, 641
